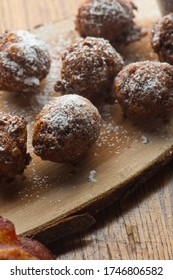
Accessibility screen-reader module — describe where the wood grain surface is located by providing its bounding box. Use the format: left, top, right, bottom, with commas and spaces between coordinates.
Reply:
0, 0, 173, 260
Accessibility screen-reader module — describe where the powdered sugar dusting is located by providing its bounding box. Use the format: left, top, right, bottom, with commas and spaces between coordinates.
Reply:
56, 36, 123, 97
15, 30, 49, 51
115, 61, 173, 117
24, 77, 40, 87
77, 0, 134, 26
0, 30, 50, 91
76, 0, 141, 43
39, 94, 101, 145
125, 62, 170, 100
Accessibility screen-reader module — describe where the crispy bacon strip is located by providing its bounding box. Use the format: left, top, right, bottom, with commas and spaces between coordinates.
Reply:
0, 216, 55, 260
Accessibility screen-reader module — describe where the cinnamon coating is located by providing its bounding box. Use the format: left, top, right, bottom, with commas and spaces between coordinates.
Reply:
32, 94, 101, 163
151, 14, 173, 65
75, 0, 141, 44
0, 112, 31, 178
55, 37, 123, 100
0, 30, 51, 93
115, 61, 173, 118
0, 216, 55, 260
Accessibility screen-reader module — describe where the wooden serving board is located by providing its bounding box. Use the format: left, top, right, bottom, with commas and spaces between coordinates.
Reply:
0, 0, 172, 243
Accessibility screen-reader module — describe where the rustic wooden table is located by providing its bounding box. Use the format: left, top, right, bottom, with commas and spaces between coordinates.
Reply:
1, 0, 173, 260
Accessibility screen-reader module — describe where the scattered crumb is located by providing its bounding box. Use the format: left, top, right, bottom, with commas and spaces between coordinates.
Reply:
141, 135, 149, 144
88, 170, 97, 183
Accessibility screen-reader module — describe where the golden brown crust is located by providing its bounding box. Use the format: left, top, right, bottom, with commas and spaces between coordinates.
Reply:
0, 216, 55, 260
115, 61, 173, 118
151, 13, 173, 65
0, 112, 31, 178
0, 30, 51, 93
19, 237, 55, 260
75, 0, 141, 44
55, 37, 123, 100
32, 94, 101, 162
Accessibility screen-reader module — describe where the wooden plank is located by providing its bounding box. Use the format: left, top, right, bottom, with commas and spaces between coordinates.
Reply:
1, 1, 173, 256
0, 0, 81, 32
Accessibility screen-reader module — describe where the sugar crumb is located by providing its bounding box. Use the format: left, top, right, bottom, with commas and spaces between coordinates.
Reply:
141, 135, 149, 144
88, 170, 97, 183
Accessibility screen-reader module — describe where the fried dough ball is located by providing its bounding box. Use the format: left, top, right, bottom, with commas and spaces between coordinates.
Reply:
75, 0, 141, 44
32, 94, 101, 163
115, 61, 173, 118
151, 14, 173, 65
0, 112, 31, 177
0, 216, 55, 260
54, 37, 123, 100
0, 30, 51, 93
